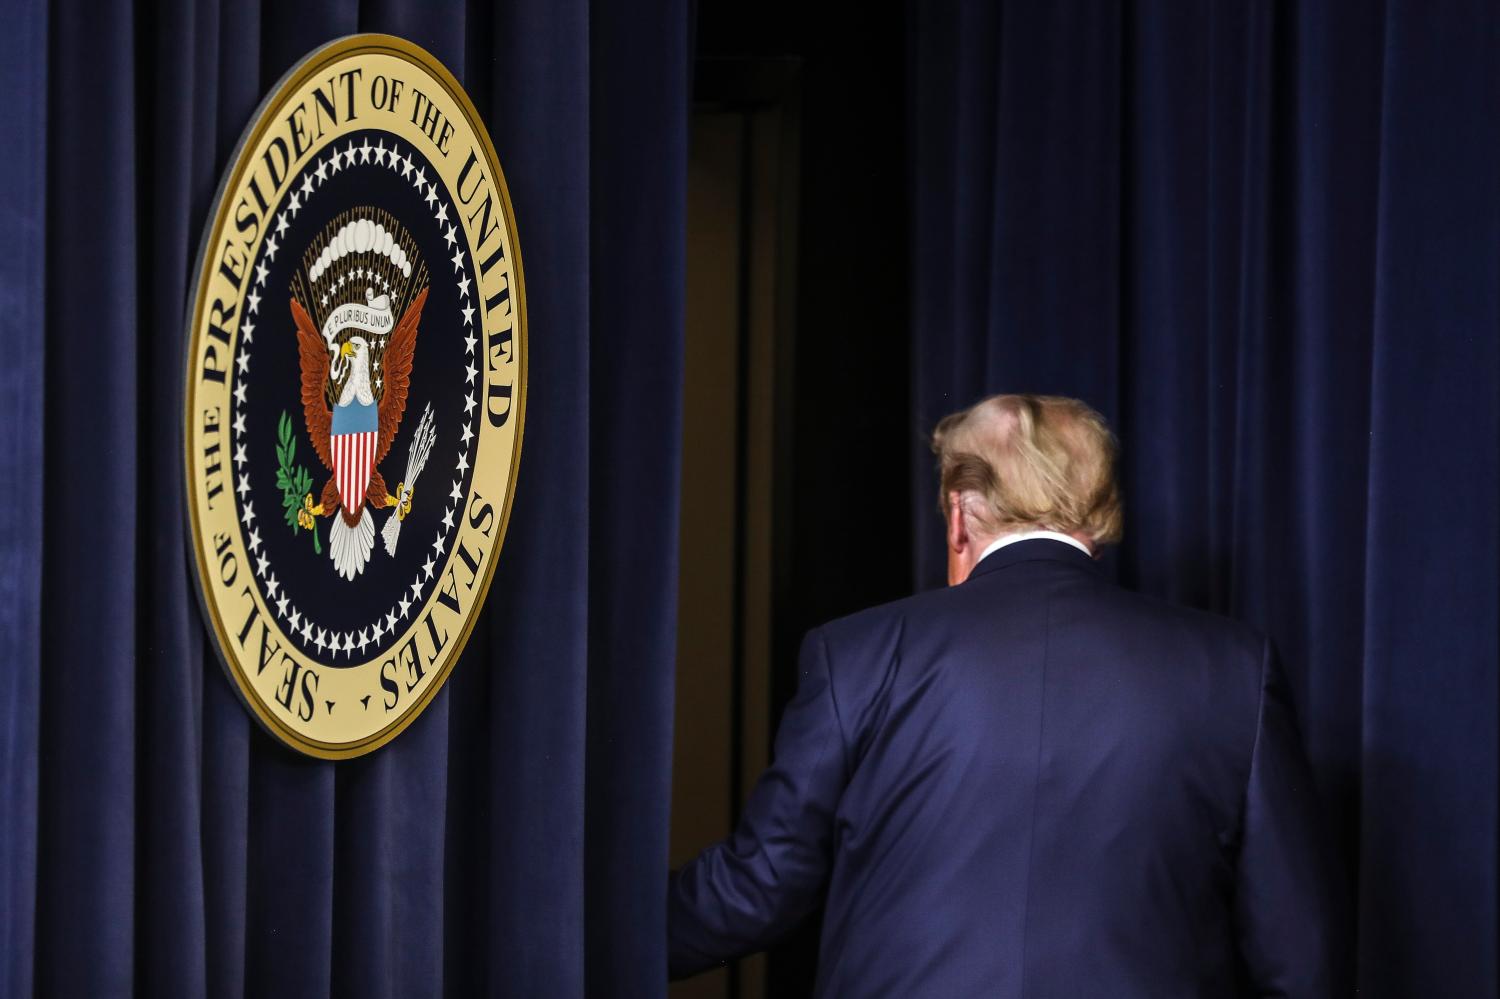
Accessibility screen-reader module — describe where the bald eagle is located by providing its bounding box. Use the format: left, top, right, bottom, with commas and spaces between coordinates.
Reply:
290, 287, 427, 579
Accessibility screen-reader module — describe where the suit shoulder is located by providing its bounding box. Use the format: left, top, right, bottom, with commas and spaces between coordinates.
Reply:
809, 577, 1268, 681
812, 585, 954, 649
1140, 588, 1264, 649
1098, 583, 1269, 678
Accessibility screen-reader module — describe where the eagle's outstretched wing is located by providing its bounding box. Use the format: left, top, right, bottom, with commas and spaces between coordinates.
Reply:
291, 297, 334, 471
376, 286, 428, 463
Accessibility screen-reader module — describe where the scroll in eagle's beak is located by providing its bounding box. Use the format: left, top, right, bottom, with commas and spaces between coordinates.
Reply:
340, 341, 356, 359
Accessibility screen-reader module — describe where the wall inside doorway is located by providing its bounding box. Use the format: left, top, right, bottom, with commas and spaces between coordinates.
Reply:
670, 3, 913, 997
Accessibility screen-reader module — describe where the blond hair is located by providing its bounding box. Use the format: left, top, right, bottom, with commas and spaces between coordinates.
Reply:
931, 394, 1123, 547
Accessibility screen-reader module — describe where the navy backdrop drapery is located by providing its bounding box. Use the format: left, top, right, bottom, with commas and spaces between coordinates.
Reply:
911, 3, 1498, 996
0, 1, 686, 996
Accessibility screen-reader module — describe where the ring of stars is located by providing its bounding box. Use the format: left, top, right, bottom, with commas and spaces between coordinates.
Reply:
230, 132, 483, 664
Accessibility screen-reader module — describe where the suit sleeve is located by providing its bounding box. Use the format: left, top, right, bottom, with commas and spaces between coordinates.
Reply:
667, 629, 849, 979
1233, 640, 1350, 997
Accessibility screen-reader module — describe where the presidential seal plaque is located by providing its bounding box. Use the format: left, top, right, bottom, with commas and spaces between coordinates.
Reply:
183, 35, 525, 758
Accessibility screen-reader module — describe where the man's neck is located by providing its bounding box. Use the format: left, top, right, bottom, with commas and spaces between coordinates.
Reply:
978, 530, 1093, 562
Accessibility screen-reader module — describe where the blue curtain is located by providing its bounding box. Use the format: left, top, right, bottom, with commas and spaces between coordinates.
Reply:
0, 0, 687, 996
911, 2, 1497, 996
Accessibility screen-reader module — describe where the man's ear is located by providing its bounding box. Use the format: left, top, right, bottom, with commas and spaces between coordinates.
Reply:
946, 491, 970, 553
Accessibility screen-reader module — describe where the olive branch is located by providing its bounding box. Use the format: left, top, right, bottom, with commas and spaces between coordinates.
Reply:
276, 411, 322, 554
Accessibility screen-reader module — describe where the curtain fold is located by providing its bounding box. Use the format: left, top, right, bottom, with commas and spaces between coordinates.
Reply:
0, 1, 687, 996
36, 0, 142, 993
0, 3, 47, 997
910, 2, 1499, 995
1356, 5, 1500, 992
584, 0, 688, 995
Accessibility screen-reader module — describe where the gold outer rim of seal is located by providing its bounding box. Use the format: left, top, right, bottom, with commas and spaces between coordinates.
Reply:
180, 33, 528, 759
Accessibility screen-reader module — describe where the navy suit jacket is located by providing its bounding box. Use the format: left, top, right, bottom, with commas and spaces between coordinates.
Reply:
668, 540, 1346, 997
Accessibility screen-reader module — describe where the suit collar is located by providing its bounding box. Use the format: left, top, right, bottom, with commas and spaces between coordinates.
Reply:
967, 537, 1098, 580
977, 529, 1093, 561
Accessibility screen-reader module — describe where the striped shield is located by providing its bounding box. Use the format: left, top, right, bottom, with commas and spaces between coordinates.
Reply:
330, 399, 379, 518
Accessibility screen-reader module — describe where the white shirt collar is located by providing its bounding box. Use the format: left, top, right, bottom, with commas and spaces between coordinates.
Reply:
978, 530, 1093, 563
